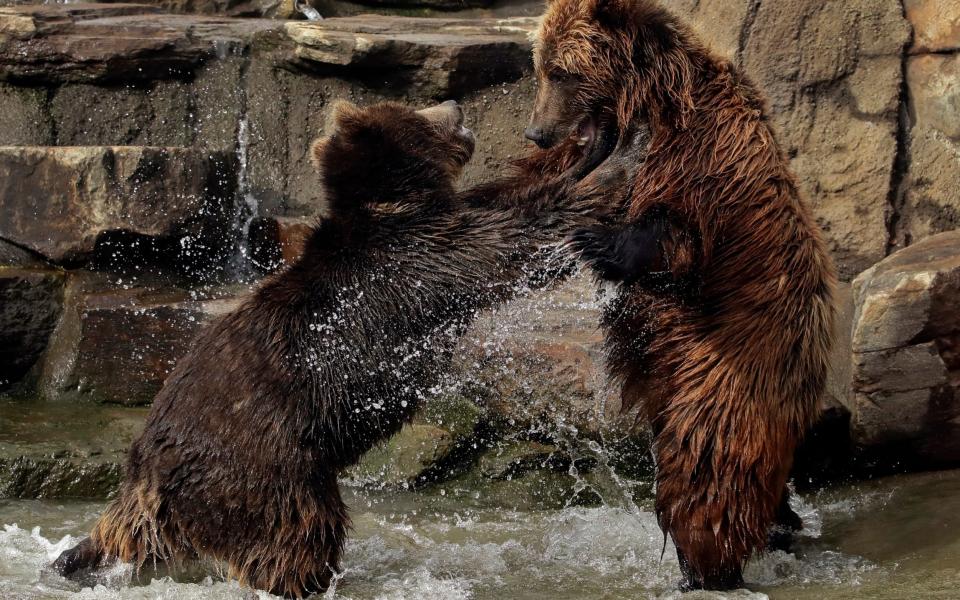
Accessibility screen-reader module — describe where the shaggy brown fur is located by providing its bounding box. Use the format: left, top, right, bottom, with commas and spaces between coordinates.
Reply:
530, 0, 837, 589
52, 100, 643, 597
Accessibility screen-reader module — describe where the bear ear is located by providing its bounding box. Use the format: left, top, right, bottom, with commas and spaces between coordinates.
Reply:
328, 100, 365, 133
590, 0, 625, 21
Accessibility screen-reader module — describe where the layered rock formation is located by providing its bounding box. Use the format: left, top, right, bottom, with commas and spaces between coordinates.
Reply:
851, 231, 960, 467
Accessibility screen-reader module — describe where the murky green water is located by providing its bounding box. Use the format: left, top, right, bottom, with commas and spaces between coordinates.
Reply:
1, 470, 958, 599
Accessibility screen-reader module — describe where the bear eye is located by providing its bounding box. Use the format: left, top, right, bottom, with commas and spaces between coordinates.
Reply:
548, 70, 576, 83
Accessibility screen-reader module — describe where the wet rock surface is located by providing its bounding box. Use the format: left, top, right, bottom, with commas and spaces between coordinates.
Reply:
0, 146, 235, 266
851, 231, 960, 467
39, 274, 242, 406
0, 266, 64, 390
455, 276, 622, 439
0, 397, 147, 498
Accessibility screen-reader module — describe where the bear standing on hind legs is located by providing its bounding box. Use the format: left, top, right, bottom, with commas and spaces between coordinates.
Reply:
51, 100, 645, 598
527, 0, 836, 590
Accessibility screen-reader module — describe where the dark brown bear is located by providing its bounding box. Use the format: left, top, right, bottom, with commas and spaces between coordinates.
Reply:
52, 100, 643, 598
525, 0, 837, 590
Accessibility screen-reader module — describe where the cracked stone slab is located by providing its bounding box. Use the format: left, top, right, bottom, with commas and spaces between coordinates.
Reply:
285, 16, 536, 96
850, 231, 960, 463
0, 4, 284, 83
38, 273, 243, 406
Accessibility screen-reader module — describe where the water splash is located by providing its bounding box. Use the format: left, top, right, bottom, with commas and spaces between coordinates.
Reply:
235, 116, 259, 242
0, 494, 895, 600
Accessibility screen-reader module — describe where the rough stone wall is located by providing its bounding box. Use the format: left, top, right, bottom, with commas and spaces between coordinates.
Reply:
4, 3, 956, 281
672, 0, 960, 280
898, 0, 960, 251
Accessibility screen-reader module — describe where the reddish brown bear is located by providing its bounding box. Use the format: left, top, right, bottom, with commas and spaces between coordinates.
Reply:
526, 0, 837, 590
51, 100, 642, 597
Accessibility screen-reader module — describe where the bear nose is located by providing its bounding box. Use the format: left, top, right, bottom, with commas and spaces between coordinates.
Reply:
524, 126, 550, 149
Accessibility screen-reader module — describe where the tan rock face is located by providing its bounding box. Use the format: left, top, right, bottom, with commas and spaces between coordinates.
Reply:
904, 0, 960, 54
673, 0, 910, 279
850, 231, 960, 465
896, 55, 960, 250
909, 54, 960, 143
0, 146, 234, 265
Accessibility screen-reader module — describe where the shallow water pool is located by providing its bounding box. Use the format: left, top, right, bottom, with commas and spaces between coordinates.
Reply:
1, 470, 958, 599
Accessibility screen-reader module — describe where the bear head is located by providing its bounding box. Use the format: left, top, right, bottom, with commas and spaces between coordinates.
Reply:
526, 0, 695, 159
312, 100, 476, 210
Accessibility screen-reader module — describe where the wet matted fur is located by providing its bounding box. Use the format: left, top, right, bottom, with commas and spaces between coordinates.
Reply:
52, 100, 642, 598
532, 0, 837, 589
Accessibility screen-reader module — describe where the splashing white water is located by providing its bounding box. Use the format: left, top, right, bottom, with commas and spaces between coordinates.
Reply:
0, 492, 894, 600
235, 116, 259, 241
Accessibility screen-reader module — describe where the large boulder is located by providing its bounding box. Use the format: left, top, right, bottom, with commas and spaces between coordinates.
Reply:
39, 274, 242, 405
850, 231, 960, 467
455, 274, 630, 440
0, 146, 235, 267
672, 0, 911, 279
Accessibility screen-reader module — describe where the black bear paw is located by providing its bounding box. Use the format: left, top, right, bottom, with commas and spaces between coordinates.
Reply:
52, 537, 102, 578
570, 220, 665, 283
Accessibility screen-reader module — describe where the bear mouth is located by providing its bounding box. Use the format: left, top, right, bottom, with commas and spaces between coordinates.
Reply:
571, 114, 618, 176
457, 124, 476, 146
454, 125, 476, 162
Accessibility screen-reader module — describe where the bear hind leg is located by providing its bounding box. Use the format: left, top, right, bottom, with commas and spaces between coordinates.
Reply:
236, 486, 350, 598
671, 522, 745, 591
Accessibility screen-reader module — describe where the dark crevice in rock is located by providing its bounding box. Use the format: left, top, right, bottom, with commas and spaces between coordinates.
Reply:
911, 48, 960, 57
793, 406, 853, 490
885, 0, 914, 256
736, 0, 762, 67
